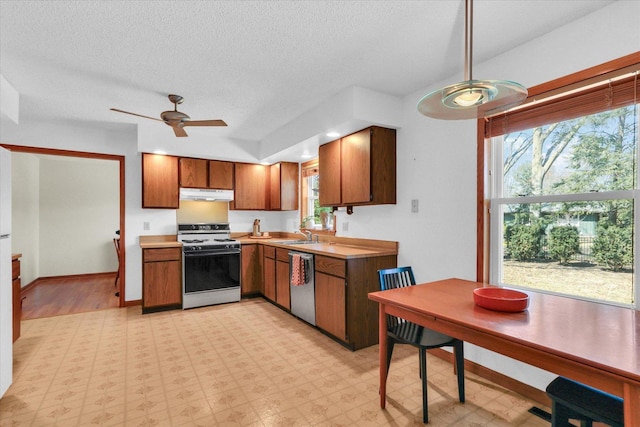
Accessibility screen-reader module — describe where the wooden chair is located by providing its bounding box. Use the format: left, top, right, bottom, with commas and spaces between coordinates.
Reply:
378, 267, 465, 423
546, 376, 623, 427
113, 237, 121, 287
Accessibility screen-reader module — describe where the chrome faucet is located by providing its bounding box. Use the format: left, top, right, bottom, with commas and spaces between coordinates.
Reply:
296, 230, 313, 241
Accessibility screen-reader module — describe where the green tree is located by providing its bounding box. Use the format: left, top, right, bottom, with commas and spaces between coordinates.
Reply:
548, 226, 579, 265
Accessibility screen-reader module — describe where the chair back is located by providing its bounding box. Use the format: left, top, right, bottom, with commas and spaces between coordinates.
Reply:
378, 267, 417, 332
113, 238, 121, 260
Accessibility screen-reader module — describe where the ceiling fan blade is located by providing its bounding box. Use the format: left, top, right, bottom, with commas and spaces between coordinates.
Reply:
110, 108, 163, 122
173, 126, 188, 137
183, 119, 227, 127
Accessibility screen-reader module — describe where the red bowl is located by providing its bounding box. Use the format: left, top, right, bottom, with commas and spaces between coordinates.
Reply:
473, 287, 529, 312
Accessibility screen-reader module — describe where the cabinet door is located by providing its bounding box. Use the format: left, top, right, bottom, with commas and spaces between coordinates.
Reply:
143, 259, 182, 308
263, 256, 276, 302
142, 153, 179, 208
233, 163, 267, 210
269, 163, 281, 210
179, 158, 208, 188
209, 160, 234, 189
12, 276, 20, 342
241, 244, 261, 295
315, 271, 346, 340
276, 260, 291, 309
319, 139, 342, 206
341, 128, 371, 204
279, 162, 299, 211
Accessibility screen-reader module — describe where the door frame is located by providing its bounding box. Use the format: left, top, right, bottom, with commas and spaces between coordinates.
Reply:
0, 144, 126, 307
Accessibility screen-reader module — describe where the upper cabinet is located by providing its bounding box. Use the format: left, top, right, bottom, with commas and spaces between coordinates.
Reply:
319, 126, 396, 209
141, 154, 296, 211
233, 163, 268, 210
179, 158, 208, 188
209, 160, 234, 190
142, 153, 179, 209
269, 162, 299, 211
179, 158, 234, 190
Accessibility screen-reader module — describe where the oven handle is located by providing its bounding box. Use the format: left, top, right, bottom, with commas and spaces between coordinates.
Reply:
183, 249, 241, 257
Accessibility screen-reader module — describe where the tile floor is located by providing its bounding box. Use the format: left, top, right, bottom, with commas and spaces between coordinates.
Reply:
0, 298, 551, 426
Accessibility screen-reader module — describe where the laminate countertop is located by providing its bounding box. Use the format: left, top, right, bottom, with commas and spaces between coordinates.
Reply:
236, 236, 398, 260
139, 235, 182, 249
139, 234, 397, 259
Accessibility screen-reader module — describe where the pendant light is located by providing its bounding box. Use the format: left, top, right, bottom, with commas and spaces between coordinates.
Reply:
417, 0, 528, 120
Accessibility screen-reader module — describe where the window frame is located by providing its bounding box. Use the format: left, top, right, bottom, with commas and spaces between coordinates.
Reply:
477, 52, 640, 308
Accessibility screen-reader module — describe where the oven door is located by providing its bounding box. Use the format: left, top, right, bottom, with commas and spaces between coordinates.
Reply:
183, 248, 241, 294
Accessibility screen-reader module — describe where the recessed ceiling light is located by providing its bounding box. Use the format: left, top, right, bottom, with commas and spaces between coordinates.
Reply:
326, 132, 340, 138
301, 153, 312, 159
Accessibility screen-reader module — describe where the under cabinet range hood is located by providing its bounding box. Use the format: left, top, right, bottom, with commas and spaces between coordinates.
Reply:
179, 188, 234, 201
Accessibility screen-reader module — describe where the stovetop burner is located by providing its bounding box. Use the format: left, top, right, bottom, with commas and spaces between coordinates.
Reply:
178, 223, 238, 248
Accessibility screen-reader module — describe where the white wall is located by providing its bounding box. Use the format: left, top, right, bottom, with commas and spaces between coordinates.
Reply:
38, 156, 119, 276
11, 153, 39, 286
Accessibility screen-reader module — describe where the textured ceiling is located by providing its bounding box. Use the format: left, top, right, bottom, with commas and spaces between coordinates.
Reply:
0, 0, 615, 160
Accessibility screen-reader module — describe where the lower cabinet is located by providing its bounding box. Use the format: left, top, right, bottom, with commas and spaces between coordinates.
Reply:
262, 246, 291, 310
12, 256, 21, 342
275, 249, 290, 310
263, 246, 276, 302
315, 254, 397, 350
241, 244, 261, 296
142, 247, 182, 313
315, 271, 346, 341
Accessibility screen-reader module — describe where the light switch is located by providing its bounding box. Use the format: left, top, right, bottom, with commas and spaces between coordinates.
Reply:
143, 221, 150, 231
411, 199, 419, 213
342, 221, 349, 231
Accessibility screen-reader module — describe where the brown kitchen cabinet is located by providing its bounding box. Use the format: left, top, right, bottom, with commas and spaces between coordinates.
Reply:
233, 163, 268, 210
142, 153, 180, 208
12, 255, 21, 342
241, 243, 261, 296
179, 157, 208, 188
269, 162, 299, 211
319, 126, 396, 209
180, 158, 234, 190
275, 248, 290, 309
315, 270, 346, 341
318, 139, 342, 206
262, 246, 291, 310
314, 253, 397, 350
209, 160, 234, 189
142, 247, 182, 313
263, 246, 276, 302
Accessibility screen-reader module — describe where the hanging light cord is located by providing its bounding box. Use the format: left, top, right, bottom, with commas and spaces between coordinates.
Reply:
464, 0, 473, 82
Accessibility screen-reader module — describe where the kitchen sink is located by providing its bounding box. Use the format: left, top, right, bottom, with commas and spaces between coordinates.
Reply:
276, 240, 318, 245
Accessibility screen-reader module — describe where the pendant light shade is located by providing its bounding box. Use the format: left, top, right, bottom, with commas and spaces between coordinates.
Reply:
417, 0, 527, 120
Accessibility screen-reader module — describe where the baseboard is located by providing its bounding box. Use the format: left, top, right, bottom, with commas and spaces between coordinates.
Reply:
429, 348, 551, 407
124, 299, 141, 307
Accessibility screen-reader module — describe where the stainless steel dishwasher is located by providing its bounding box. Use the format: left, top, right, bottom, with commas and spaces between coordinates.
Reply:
289, 251, 315, 325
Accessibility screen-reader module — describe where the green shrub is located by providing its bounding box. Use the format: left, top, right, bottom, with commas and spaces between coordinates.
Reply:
548, 226, 580, 265
593, 225, 633, 271
508, 225, 542, 261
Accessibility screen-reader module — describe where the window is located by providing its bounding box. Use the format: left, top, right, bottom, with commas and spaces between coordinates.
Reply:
300, 159, 335, 233
480, 54, 640, 307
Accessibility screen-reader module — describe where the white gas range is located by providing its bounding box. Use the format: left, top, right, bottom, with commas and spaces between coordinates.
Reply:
177, 223, 241, 309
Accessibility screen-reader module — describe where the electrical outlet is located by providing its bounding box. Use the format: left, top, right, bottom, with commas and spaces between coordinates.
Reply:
342, 221, 349, 231
143, 221, 150, 231
411, 199, 419, 213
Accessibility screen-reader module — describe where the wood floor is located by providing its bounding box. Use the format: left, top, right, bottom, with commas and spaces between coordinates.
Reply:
21, 273, 120, 319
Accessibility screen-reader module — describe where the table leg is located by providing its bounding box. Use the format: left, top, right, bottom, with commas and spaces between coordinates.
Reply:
624, 382, 640, 425
379, 303, 387, 409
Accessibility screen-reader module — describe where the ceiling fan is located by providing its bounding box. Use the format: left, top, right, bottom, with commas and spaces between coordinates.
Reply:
110, 94, 227, 137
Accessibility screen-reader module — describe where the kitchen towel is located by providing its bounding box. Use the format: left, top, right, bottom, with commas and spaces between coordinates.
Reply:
291, 254, 304, 286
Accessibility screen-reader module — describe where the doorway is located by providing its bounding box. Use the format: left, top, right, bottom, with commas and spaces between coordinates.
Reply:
1, 144, 126, 314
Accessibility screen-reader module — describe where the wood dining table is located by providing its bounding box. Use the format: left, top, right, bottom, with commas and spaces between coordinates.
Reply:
368, 278, 640, 425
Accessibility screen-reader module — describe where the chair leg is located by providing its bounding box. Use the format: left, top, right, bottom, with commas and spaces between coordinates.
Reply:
419, 347, 429, 423
453, 340, 465, 403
